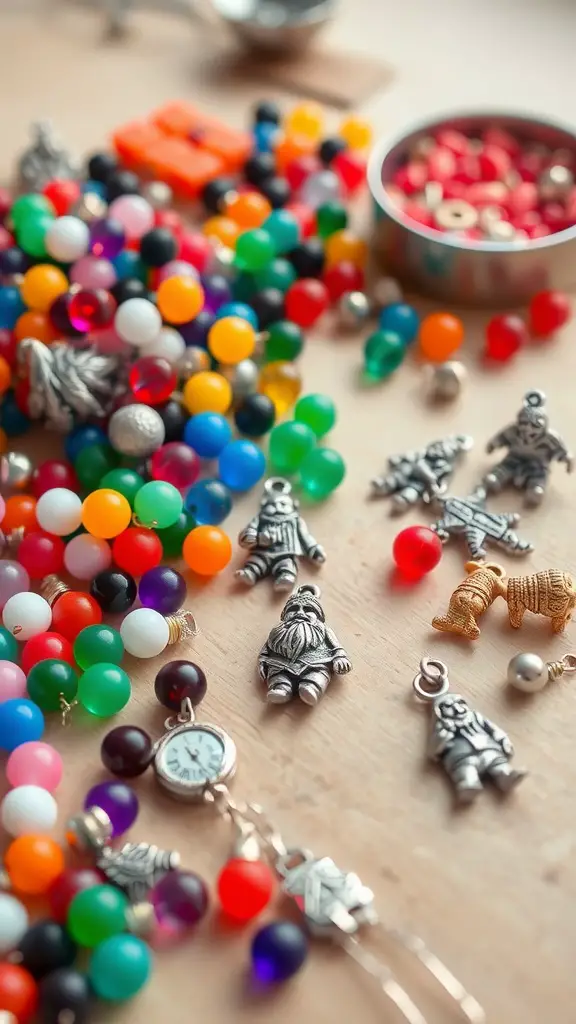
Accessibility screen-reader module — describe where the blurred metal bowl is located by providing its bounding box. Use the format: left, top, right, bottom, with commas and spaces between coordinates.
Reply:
213, 0, 335, 52
367, 109, 576, 306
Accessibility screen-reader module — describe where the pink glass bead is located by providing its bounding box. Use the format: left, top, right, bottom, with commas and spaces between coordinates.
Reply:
0, 561, 30, 612
70, 255, 117, 290
0, 495, 5, 525
108, 196, 155, 240
6, 741, 63, 791
150, 442, 200, 492
158, 260, 199, 283
0, 661, 27, 701
32, 460, 78, 498
64, 534, 112, 580
68, 289, 116, 332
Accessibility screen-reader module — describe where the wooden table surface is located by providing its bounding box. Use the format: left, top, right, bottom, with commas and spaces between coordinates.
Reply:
2, 3, 576, 1022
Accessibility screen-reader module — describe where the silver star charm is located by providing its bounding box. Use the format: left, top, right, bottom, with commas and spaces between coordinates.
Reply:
430, 486, 533, 559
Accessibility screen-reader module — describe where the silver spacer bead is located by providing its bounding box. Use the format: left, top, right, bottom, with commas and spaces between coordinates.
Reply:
426, 360, 467, 401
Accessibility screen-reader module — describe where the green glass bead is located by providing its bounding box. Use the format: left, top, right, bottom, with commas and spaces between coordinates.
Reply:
294, 393, 336, 438
68, 885, 129, 948
26, 659, 78, 713
232, 272, 257, 303
75, 444, 120, 491
317, 201, 348, 239
77, 663, 131, 717
255, 258, 297, 295
74, 625, 124, 670
299, 448, 346, 500
0, 627, 19, 663
100, 468, 144, 507
154, 510, 195, 557
264, 210, 300, 254
269, 421, 316, 474
235, 228, 275, 272
134, 480, 183, 530
88, 934, 152, 1002
264, 320, 304, 362
17, 214, 54, 259
11, 193, 54, 229
363, 330, 405, 380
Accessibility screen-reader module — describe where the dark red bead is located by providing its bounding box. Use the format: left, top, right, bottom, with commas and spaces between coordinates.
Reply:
154, 660, 207, 711
32, 460, 78, 497
151, 869, 209, 930
48, 868, 106, 923
101, 725, 153, 778
0, 329, 17, 366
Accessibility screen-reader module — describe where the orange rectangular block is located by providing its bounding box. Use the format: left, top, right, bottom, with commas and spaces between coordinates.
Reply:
151, 101, 252, 174
112, 122, 166, 172
144, 138, 224, 199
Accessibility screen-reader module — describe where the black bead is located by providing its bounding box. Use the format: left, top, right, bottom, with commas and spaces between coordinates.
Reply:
260, 176, 291, 209
250, 288, 285, 330
254, 101, 281, 126
101, 725, 153, 778
155, 660, 207, 711
319, 136, 348, 166
110, 277, 148, 305
105, 168, 140, 202
18, 920, 77, 979
244, 152, 276, 187
87, 151, 119, 183
90, 569, 137, 614
201, 176, 236, 215
0, 247, 30, 276
287, 238, 326, 278
139, 227, 178, 267
157, 399, 189, 442
39, 967, 91, 1024
234, 393, 275, 437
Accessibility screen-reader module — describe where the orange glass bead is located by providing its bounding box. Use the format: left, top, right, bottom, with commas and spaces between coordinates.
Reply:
156, 275, 205, 325
0, 355, 11, 393
20, 264, 69, 313
182, 525, 232, 576
5, 834, 65, 895
419, 312, 465, 362
325, 229, 368, 269
339, 115, 372, 151
202, 216, 240, 248
225, 192, 272, 229
275, 134, 316, 173
285, 102, 324, 141
0, 428, 7, 454
182, 371, 232, 415
0, 963, 38, 1022
81, 488, 132, 539
2, 495, 38, 534
14, 310, 58, 344
208, 316, 256, 364
259, 361, 302, 416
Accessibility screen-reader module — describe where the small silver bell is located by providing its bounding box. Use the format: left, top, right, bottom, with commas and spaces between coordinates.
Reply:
0, 453, 33, 491
339, 291, 371, 329
506, 652, 576, 693
67, 807, 112, 853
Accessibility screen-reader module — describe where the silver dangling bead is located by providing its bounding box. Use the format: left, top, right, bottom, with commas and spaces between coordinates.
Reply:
506, 652, 576, 693
426, 360, 467, 401
339, 291, 371, 329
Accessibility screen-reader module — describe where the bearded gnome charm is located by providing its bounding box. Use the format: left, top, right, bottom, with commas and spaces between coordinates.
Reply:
259, 584, 351, 706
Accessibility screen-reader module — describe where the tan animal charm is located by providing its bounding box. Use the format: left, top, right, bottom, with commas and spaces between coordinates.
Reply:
432, 561, 506, 640
497, 569, 576, 633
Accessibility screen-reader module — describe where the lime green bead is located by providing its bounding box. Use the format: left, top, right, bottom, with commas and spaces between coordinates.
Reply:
88, 934, 152, 1002
363, 330, 405, 380
0, 627, 19, 663
300, 448, 346, 499
255, 258, 297, 294
100, 468, 144, 507
265, 320, 304, 362
17, 214, 54, 259
317, 201, 348, 239
68, 885, 129, 947
154, 510, 195, 557
26, 659, 78, 713
74, 625, 124, 670
294, 393, 336, 438
11, 194, 54, 229
269, 421, 316, 474
235, 229, 275, 272
75, 444, 120, 491
77, 663, 131, 717
134, 480, 183, 530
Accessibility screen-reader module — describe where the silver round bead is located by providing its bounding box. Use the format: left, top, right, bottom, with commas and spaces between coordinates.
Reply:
204, 244, 236, 280
108, 404, 165, 457
539, 164, 574, 202
177, 347, 211, 380
142, 180, 173, 210
339, 290, 371, 329
221, 358, 259, 398
371, 276, 403, 310
427, 360, 466, 401
0, 452, 33, 490
71, 192, 108, 224
506, 652, 549, 693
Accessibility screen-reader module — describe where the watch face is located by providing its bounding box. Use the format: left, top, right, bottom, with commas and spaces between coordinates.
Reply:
154, 723, 236, 800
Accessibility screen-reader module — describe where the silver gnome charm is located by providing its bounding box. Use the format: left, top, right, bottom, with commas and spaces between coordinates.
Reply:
236, 478, 326, 591
258, 583, 351, 706
413, 658, 527, 805
18, 120, 79, 192
483, 389, 573, 506
371, 434, 473, 511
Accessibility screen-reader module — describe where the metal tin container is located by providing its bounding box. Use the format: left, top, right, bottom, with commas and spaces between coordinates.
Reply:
368, 110, 576, 306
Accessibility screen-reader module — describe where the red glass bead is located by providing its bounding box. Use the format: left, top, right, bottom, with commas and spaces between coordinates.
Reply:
129, 356, 177, 406
541, 202, 567, 232
51, 591, 102, 641
285, 155, 321, 191
482, 126, 520, 158
68, 288, 116, 332
425, 146, 456, 183
177, 231, 211, 272
0, 328, 17, 366
528, 289, 571, 337
21, 631, 74, 674
393, 162, 428, 195
332, 150, 367, 194
48, 866, 107, 923
217, 857, 276, 922
516, 149, 545, 183
285, 278, 329, 328
322, 261, 364, 303
42, 179, 82, 216
17, 531, 65, 579
150, 442, 200, 491
392, 525, 442, 579
453, 155, 481, 185
435, 128, 470, 157
154, 208, 183, 235
485, 313, 527, 362
510, 210, 541, 234
112, 527, 163, 576
504, 182, 538, 217
442, 180, 468, 200
284, 201, 316, 239
32, 459, 78, 497
0, 962, 38, 1022
478, 144, 511, 182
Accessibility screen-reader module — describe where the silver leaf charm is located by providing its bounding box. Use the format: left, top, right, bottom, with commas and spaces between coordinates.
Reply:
98, 842, 181, 903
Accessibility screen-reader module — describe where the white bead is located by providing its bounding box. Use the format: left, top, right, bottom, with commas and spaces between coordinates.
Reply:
36, 487, 83, 536
115, 297, 162, 347
120, 607, 169, 658
3, 592, 52, 641
300, 170, 341, 210
45, 216, 90, 262
64, 534, 112, 580
1, 785, 58, 836
0, 892, 29, 955
506, 652, 549, 693
141, 326, 186, 364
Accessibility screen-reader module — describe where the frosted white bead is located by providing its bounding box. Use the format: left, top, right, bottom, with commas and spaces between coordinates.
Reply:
141, 326, 186, 364
115, 297, 162, 347
120, 607, 169, 658
0, 892, 29, 955
45, 216, 90, 262
2, 592, 52, 641
36, 487, 83, 536
1, 785, 58, 836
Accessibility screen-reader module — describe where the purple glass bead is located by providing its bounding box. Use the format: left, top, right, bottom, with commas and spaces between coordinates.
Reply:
84, 780, 138, 837
137, 566, 187, 616
200, 274, 232, 313
178, 310, 215, 349
0, 560, 30, 612
154, 660, 207, 711
151, 869, 209, 933
101, 725, 153, 778
89, 218, 126, 260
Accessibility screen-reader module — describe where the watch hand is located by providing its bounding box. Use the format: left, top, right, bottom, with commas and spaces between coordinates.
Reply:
185, 745, 199, 762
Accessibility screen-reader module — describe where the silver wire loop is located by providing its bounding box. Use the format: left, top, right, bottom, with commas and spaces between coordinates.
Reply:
413, 657, 450, 701
264, 476, 292, 496
163, 696, 196, 731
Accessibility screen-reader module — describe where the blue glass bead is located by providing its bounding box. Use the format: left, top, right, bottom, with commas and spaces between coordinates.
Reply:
254, 122, 280, 154
218, 439, 266, 492
184, 478, 232, 525
88, 934, 152, 1001
179, 310, 215, 349
215, 302, 258, 329
251, 921, 308, 984
0, 392, 30, 437
0, 626, 19, 663
183, 412, 232, 459
64, 424, 108, 462
82, 179, 108, 199
112, 249, 147, 283
0, 286, 26, 329
264, 210, 300, 254
378, 302, 420, 344
0, 698, 44, 753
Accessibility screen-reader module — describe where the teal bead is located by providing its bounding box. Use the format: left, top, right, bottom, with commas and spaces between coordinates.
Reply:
74, 625, 124, 670
134, 481, 183, 530
264, 210, 300, 254
232, 272, 257, 303
0, 626, 19, 663
363, 330, 405, 380
75, 444, 120, 491
26, 659, 78, 713
264, 320, 303, 362
154, 510, 195, 557
299, 448, 346, 500
88, 934, 152, 1002
294, 393, 336, 438
100, 468, 144, 507
77, 663, 131, 717
235, 229, 275, 272
254, 258, 297, 294
269, 421, 316, 474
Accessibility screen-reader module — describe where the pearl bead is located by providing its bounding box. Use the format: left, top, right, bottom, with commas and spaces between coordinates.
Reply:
64, 534, 112, 580
1, 785, 58, 836
6, 741, 63, 791
0, 892, 29, 955
114, 297, 162, 347
120, 608, 169, 658
46, 216, 90, 262
506, 652, 549, 692
3, 592, 52, 641
36, 488, 83, 536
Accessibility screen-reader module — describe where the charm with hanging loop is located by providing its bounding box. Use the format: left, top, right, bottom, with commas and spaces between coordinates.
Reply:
506, 651, 576, 692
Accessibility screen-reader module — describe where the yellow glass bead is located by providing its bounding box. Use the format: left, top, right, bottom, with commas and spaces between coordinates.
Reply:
324, 229, 368, 269
183, 371, 233, 415
258, 361, 302, 417
285, 103, 324, 141
208, 316, 256, 365
20, 264, 69, 313
202, 216, 241, 248
339, 116, 373, 151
